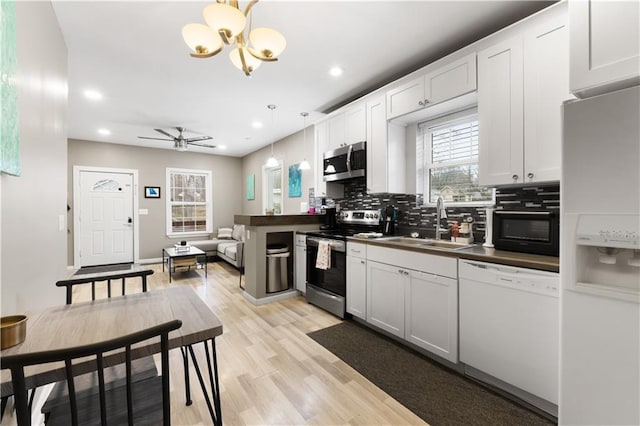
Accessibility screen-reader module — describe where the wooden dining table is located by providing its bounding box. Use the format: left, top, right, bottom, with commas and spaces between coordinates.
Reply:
0, 286, 224, 425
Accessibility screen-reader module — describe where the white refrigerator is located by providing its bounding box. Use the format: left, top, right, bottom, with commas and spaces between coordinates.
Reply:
560, 85, 640, 425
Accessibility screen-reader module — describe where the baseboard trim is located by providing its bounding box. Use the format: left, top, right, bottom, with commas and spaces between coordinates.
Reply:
139, 257, 163, 265
242, 289, 299, 306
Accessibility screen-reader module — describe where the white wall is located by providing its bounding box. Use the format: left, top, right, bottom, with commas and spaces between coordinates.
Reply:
1, 1, 68, 314
241, 127, 315, 215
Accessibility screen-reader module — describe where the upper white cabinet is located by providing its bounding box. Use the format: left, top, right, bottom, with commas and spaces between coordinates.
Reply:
479, 7, 568, 186
366, 94, 406, 194
386, 53, 477, 120
314, 121, 328, 196
569, 0, 640, 98
327, 113, 346, 151
345, 103, 367, 145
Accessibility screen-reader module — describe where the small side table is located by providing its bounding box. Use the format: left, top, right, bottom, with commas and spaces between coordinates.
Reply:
162, 246, 207, 283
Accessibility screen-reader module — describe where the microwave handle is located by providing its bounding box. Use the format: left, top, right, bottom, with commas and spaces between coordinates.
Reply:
346, 144, 353, 174
494, 211, 551, 215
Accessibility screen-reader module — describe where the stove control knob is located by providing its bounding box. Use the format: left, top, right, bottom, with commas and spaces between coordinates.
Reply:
374, 213, 379, 219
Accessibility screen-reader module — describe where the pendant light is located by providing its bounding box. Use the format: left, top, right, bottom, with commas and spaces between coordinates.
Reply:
265, 104, 279, 167
298, 112, 311, 170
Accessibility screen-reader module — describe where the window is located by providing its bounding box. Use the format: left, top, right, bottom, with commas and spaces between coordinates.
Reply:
417, 109, 493, 205
166, 168, 212, 236
262, 162, 283, 214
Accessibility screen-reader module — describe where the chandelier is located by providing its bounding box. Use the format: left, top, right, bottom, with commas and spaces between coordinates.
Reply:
182, 1, 286, 76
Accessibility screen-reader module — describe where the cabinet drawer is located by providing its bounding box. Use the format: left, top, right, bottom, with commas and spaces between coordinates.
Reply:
367, 245, 457, 279
347, 242, 366, 259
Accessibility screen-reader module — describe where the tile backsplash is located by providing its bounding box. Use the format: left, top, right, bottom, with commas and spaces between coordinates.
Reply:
333, 178, 560, 243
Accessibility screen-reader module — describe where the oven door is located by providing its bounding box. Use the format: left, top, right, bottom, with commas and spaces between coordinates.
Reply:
306, 237, 346, 297
493, 210, 559, 256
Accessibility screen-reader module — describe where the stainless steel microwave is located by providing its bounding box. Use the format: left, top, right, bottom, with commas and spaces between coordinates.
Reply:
493, 210, 559, 256
323, 142, 366, 182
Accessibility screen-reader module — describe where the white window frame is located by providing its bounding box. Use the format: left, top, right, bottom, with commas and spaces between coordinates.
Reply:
165, 167, 213, 237
418, 108, 494, 207
262, 161, 284, 215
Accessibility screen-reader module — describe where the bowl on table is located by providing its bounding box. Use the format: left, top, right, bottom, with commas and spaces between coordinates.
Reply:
1, 315, 27, 349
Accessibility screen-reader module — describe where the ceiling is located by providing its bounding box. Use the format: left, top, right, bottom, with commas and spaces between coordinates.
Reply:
51, 0, 554, 157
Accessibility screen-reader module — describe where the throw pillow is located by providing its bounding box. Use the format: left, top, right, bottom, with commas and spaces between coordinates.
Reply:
217, 228, 233, 239
232, 224, 244, 241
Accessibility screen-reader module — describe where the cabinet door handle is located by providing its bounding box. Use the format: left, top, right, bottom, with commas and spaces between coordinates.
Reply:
424, 99, 430, 105
360, 260, 365, 264
512, 174, 519, 182
418, 100, 424, 106
527, 172, 534, 179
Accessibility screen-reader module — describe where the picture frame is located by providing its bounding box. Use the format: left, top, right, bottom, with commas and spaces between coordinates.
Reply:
144, 186, 161, 198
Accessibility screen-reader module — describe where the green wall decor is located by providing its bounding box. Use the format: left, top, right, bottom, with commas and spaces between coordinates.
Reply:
247, 173, 255, 200
0, 0, 20, 176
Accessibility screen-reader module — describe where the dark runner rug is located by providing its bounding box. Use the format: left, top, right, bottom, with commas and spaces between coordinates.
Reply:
75, 263, 133, 275
308, 321, 555, 426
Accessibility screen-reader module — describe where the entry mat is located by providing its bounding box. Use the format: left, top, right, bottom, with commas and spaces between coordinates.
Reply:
307, 321, 556, 426
75, 263, 133, 275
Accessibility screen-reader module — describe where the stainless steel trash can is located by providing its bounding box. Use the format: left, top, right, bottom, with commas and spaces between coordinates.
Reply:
267, 244, 290, 293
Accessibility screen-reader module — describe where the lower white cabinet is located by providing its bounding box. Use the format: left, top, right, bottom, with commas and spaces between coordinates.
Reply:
364, 245, 459, 362
294, 235, 307, 293
366, 260, 406, 338
405, 270, 458, 363
347, 255, 367, 319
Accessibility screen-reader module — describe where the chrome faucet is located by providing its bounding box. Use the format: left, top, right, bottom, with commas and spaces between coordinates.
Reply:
436, 196, 449, 240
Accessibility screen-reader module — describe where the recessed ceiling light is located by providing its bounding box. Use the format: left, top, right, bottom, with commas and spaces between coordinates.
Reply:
84, 89, 103, 101
218, 145, 227, 150
251, 121, 263, 129
97, 128, 111, 136
329, 66, 343, 77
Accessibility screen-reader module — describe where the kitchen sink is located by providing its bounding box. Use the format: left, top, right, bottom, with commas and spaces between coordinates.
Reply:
387, 237, 473, 251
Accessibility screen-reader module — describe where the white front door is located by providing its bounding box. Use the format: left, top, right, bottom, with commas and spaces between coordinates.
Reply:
77, 170, 134, 267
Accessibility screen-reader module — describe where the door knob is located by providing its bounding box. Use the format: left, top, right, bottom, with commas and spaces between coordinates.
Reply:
127, 217, 133, 224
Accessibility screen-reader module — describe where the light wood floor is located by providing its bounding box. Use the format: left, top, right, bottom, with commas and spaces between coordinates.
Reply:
3, 261, 426, 425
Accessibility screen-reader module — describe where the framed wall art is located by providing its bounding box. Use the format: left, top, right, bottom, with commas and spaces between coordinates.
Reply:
144, 186, 161, 198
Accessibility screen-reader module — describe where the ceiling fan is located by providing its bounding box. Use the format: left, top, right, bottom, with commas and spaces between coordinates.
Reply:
138, 127, 215, 151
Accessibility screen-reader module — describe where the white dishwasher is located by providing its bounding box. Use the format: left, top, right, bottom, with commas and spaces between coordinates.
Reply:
459, 260, 559, 416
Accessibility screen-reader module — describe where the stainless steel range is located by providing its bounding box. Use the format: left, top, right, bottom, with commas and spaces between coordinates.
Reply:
305, 210, 381, 318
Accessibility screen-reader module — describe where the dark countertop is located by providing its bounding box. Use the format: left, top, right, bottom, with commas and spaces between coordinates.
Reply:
347, 237, 559, 273
234, 214, 324, 227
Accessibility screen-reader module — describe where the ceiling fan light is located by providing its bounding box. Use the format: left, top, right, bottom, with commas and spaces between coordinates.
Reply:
175, 140, 188, 152
229, 47, 262, 73
249, 27, 286, 59
299, 159, 311, 170
182, 23, 223, 57
203, 3, 246, 41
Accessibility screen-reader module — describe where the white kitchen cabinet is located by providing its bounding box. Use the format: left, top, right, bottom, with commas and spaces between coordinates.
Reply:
478, 37, 525, 186
386, 53, 477, 120
314, 121, 328, 197
366, 94, 406, 194
344, 103, 366, 145
327, 113, 345, 151
346, 242, 367, 319
294, 234, 307, 293
405, 269, 458, 363
523, 14, 569, 183
569, 0, 640, 98
365, 245, 459, 359
366, 260, 407, 338
479, 7, 568, 186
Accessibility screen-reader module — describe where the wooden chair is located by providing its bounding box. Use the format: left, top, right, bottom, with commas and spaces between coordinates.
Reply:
1, 319, 182, 426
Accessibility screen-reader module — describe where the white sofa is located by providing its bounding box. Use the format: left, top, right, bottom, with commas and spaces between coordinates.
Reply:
190, 225, 245, 268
